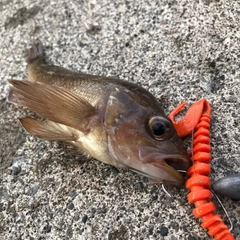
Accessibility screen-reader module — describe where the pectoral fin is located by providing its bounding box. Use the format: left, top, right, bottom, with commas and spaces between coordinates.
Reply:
8, 79, 98, 132
20, 118, 77, 141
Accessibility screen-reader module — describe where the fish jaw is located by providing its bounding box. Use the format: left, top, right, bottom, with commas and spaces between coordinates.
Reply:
128, 146, 190, 186
138, 134, 191, 172
108, 140, 190, 185
144, 154, 190, 185
131, 161, 185, 185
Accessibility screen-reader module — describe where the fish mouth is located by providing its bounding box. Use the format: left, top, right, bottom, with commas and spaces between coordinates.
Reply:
138, 147, 192, 186
150, 154, 191, 186
164, 155, 191, 172
128, 153, 191, 186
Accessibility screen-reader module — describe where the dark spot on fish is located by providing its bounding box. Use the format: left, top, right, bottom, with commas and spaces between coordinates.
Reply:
5, 6, 41, 29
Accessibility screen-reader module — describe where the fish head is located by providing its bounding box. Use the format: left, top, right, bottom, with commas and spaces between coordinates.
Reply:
105, 88, 191, 186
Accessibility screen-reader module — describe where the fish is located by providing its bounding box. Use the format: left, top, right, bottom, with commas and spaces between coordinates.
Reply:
212, 174, 240, 200
7, 42, 191, 186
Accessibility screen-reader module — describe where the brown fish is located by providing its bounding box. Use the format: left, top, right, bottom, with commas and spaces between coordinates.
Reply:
8, 43, 191, 185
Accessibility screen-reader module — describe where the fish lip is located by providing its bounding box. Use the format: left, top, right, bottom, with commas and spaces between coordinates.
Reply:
142, 153, 191, 171
150, 154, 191, 185
138, 147, 191, 184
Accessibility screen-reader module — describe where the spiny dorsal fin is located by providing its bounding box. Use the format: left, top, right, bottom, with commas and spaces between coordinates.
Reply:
8, 79, 98, 132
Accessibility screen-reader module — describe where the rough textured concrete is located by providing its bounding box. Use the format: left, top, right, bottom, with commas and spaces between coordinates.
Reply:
0, 0, 239, 239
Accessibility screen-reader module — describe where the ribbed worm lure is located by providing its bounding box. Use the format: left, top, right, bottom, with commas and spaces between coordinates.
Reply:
169, 99, 235, 240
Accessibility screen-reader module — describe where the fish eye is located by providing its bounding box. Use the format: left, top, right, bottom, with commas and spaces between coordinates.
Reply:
148, 116, 173, 140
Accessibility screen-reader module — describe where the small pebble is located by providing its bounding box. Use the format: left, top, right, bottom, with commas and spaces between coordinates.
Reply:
153, 211, 159, 217
67, 202, 74, 210
82, 215, 88, 223
150, 185, 158, 194
219, 75, 225, 80
160, 226, 168, 236
135, 182, 144, 190
188, 236, 197, 240
9, 166, 21, 175
150, 194, 158, 201
12, 166, 21, 175
111, 166, 119, 175
43, 224, 52, 233
149, 226, 154, 235
73, 213, 80, 221
66, 227, 73, 238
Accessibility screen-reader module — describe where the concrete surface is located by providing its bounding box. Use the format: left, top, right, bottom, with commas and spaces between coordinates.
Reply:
0, 0, 239, 239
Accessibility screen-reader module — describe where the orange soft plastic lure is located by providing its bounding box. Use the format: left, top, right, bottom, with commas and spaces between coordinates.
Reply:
169, 99, 235, 240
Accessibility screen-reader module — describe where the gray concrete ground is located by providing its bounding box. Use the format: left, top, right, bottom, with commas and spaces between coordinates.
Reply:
0, 0, 239, 239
